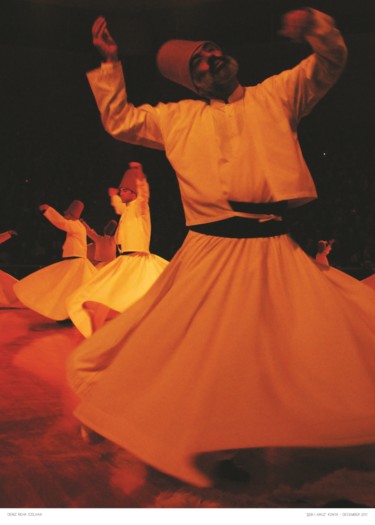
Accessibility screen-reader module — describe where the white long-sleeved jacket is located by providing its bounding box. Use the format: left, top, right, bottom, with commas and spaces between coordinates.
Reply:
111, 177, 151, 254
43, 207, 87, 258
87, 9, 347, 226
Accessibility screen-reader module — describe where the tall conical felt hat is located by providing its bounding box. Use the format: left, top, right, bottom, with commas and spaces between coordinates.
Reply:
156, 39, 217, 93
118, 162, 144, 194
103, 220, 118, 236
64, 200, 84, 219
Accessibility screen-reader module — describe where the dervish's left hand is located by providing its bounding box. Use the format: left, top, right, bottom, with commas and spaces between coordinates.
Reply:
279, 9, 313, 42
39, 204, 49, 212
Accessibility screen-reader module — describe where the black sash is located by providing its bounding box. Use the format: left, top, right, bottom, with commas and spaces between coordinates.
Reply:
228, 200, 287, 215
189, 216, 289, 239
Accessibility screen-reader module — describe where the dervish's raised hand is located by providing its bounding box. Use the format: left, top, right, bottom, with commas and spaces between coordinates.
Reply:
92, 16, 119, 62
279, 9, 314, 42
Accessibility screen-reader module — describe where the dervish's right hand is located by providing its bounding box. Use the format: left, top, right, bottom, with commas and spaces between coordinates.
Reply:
39, 204, 49, 212
8, 230, 17, 236
108, 187, 118, 196
92, 16, 119, 62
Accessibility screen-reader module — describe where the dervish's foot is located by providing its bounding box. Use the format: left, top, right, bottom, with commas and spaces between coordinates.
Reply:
80, 424, 105, 445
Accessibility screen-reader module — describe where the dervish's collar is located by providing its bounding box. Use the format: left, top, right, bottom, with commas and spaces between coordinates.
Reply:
209, 84, 245, 106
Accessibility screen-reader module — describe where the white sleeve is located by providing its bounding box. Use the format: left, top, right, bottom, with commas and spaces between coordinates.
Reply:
43, 207, 81, 233
110, 194, 127, 215
87, 62, 165, 151
82, 223, 101, 242
135, 176, 150, 216
264, 8, 347, 124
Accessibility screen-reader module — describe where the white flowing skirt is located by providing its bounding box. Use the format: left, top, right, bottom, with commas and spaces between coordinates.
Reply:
67, 253, 169, 337
14, 258, 97, 320
0, 269, 22, 307
67, 232, 375, 487
363, 273, 375, 290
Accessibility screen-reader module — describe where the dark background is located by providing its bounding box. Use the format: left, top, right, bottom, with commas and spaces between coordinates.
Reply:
0, 0, 374, 276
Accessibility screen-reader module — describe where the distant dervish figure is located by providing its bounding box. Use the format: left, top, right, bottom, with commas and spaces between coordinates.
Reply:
81, 218, 117, 269
14, 200, 97, 321
67, 162, 168, 337
315, 239, 334, 267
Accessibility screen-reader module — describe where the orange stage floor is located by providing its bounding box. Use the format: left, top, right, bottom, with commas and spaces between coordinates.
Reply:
0, 307, 374, 509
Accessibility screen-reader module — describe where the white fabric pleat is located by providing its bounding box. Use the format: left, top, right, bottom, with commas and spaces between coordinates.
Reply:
68, 232, 375, 486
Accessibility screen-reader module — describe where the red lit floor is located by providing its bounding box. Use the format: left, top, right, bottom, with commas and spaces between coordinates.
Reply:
0, 307, 374, 509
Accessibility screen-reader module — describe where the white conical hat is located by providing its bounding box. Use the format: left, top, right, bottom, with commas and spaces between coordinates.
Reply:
156, 39, 217, 93
64, 200, 84, 219
118, 162, 144, 193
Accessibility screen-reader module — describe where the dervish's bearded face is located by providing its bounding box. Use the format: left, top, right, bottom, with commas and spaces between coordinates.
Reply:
190, 42, 239, 99
119, 187, 137, 204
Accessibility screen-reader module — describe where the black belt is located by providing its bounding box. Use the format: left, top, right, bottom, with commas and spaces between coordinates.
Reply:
62, 256, 82, 260
117, 244, 135, 256
189, 217, 289, 238
228, 200, 287, 215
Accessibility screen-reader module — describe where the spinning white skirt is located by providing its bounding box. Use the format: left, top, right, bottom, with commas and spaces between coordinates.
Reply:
14, 258, 97, 320
68, 232, 375, 487
0, 270, 22, 307
67, 252, 169, 337
363, 273, 375, 290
